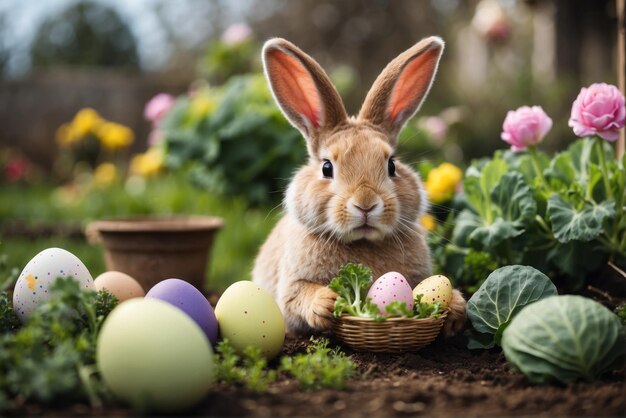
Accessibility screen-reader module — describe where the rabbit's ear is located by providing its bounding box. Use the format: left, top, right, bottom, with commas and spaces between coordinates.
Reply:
263, 38, 348, 150
358, 37, 444, 142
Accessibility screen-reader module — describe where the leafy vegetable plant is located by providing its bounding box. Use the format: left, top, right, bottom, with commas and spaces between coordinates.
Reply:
328, 263, 383, 320
161, 74, 306, 204
279, 337, 357, 390
431, 139, 626, 290
0, 278, 118, 411
466, 265, 557, 349
0, 292, 20, 333
502, 295, 626, 383
385, 294, 441, 319
213, 339, 277, 393
214, 337, 357, 392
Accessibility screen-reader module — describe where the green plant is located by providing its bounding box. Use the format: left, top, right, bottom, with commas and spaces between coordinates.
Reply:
201, 36, 259, 84
328, 263, 383, 320
0, 252, 19, 292
466, 265, 557, 349
502, 295, 626, 384
616, 304, 626, 325
386, 295, 442, 319
161, 74, 306, 204
213, 339, 276, 393
434, 138, 626, 291
213, 337, 357, 392
0, 278, 118, 410
0, 292, 19, 333
279, 337, 357, 390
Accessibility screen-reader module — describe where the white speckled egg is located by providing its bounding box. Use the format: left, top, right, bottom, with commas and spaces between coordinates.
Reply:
214, 281, 285, 359
13, 248, 94, 322
366, 272, 414, 315
413, 275, 452, 308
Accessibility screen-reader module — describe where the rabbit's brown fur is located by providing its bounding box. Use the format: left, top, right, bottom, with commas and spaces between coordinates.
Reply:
253, 36, 466, 335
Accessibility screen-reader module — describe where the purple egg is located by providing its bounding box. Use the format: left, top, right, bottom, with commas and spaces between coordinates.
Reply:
145, 278, 218, 345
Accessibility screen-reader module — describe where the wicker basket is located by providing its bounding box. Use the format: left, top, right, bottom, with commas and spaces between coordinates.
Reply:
333, 311, 448, 353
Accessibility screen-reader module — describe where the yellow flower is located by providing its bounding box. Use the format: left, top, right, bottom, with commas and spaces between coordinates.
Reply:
56, 123, 80, 147
72, 108, 102, 137
93, 163, 117, 188
130, 148, 164, 177
189, 95, 217, 119
420, 214, 437, 231
98, 122, 134, 151
425, 162, 463, 204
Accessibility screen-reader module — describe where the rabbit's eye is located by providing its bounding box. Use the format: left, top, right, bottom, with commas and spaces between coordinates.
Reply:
322, 160, 334, 178
388, 159, 396, 177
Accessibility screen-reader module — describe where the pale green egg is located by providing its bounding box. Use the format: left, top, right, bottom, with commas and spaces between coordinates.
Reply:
215, 281, 285, 359
97, 298, 213, 413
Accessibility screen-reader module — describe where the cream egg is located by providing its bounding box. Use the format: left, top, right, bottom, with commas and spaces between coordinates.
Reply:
94, 271, 145, 302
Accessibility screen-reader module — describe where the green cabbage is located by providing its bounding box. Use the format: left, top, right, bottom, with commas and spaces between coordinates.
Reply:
502, 295, 626, 383
467, 265, 557, 349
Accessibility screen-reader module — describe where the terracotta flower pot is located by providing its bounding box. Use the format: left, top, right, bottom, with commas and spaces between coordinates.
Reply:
87, 216, 223, 293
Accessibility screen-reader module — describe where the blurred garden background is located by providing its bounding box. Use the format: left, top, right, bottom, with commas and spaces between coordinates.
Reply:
0, 0, 622, 291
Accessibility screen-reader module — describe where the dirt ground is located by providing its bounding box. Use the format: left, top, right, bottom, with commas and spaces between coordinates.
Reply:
15, 331, 625, 417
193, 334, 625, 418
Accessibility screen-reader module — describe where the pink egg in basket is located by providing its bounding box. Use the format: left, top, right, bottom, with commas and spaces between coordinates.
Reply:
366, 272, 414, 315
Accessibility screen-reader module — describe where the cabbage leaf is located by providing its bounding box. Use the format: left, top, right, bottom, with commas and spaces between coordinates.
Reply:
502, 295, 626, 383
467, 265, 557, 349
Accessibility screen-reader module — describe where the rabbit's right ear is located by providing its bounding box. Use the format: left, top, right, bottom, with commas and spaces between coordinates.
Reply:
263, 38, 348, 154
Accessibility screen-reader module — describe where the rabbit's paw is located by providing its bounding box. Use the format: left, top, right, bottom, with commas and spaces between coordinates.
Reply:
443, 289, 467, 335
305, 287, 338, 331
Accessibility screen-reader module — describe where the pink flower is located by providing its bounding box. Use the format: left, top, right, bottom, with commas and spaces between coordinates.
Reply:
568, 83, 626, 142
144, 93, 175, 124
419, 116, 448, 146
501, 106, 552, 152
221, 23, 251, 45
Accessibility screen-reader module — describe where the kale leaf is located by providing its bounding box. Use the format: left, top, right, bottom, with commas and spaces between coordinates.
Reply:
328, 263, 383, 320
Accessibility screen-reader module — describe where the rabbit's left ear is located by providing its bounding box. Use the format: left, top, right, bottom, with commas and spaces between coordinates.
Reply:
358, 37, 444, 142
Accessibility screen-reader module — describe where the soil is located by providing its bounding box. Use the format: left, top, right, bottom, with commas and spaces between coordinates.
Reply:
13, 333, 626, 418
197, 335, 625, 418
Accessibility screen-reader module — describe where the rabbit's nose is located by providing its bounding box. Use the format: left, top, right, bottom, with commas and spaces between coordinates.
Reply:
353, 203, 378, 214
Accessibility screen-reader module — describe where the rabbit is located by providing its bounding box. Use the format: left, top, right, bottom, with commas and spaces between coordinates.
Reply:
252, 36, 466, 336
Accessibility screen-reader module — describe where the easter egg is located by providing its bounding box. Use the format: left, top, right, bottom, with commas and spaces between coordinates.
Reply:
13, 247, 94, 322
413, 275, 452, 308
97, 298, 214, 413
145, 278, 218, 345
366, 272, 414, 315
94, 271, 145, 302
214, 281, 285, 359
